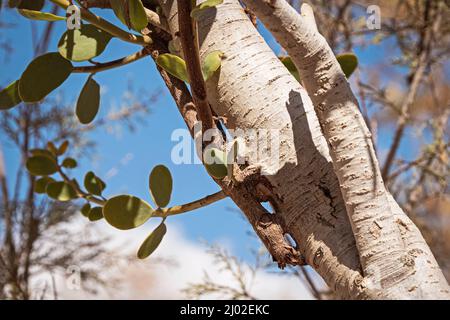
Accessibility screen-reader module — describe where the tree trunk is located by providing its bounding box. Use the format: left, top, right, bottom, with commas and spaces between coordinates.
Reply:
157, 0, 449, 299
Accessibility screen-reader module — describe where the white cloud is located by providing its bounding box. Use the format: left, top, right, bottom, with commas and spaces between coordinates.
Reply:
37, 217, 316, 300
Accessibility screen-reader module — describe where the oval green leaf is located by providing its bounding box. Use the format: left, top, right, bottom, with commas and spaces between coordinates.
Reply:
19, 52, 73, 103
26, 155, 58, 176
84, 171, 105, 196
156, 54, 189, 83
18, 9, 66, 21
109, 0, 127, 27
110, 0, 148, 32
191, 0, 223, 19
47, 141, 58, 156
103, 195, 153, 230
88, 207, 104, 221
8, 0, 22, 8
61, 157, 77, 169
57, 140, 69, 155
34, 176, 55, 194
0, 80, 22, 110
149, 165, 172, 208
337, 53, 358, 78
46, 181, 78, 201
58, 24, 113, 62
137, 222, 167, 259
128, 0, 148, 31
203, 148, 228, 179
76, 77, 100, 124
16, 0, 44, 10
30, 148, 55, 159
81, 203, 91, 217
202, 50, 224, 81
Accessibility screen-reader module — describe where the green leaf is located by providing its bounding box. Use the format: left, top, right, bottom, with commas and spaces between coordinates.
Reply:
16, 0, 44, 11
279, 56, 300, 82
19, 52, 73, 103
8, 0, 22, 8
202, 50, 224, 81
137, 222, 167, 259
336, 53, 358, 78
26, 155, 58, 176
149, 165, 172, 208
88, 207, 104, 221
191, 0, 223, 19
84, 171, 105, 196
57, 140, 69, 155
46, 181, 78, 201
76, 77, 100, 124
58, 24, 113, 62
0, 80, 22, 110
156, 54, 189, 82
203, 148, 228, 179
34, 176, 55, 194
30, 148, 55, 159
103, 195, 153, 230
109, 0, 127, 27
18, 9, 66, 21
110, 0, 148, 32
128, 0, 148, 31
81, 203, 91, 217
47, 141, 58, 156
62, 157, 77, 169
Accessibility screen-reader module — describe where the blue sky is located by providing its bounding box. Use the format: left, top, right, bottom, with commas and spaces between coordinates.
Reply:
0, 4, 415, 263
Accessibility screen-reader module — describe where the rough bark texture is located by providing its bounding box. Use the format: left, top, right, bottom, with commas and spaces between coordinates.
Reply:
242, 0, 449, 299
157, 0, 449, 299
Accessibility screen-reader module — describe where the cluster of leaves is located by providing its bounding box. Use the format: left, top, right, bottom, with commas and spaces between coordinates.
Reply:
25, 139, 175, 259
2, 0, 231, 262
26, 140, 105, 206
0, 0, 150, 124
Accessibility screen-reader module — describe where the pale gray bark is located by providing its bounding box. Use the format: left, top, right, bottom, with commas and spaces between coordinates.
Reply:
157, 0, 449, 299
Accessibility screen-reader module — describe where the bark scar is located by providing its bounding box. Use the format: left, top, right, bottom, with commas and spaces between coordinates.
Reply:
231, 164, 306, 269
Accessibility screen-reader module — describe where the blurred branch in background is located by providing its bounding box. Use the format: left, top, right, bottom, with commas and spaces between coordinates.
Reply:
183, 243, 258, 300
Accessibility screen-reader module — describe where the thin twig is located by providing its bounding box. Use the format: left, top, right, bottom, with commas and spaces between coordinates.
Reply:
382, 1, 442, 180
73, 49, 149, 74
56, 165, 227, 217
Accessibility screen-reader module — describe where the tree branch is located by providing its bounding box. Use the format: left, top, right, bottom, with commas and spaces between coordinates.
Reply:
382, 1, 442, 180
56, 164, 227, 217
73, 49, 150, 74
177, 0, 214, 136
